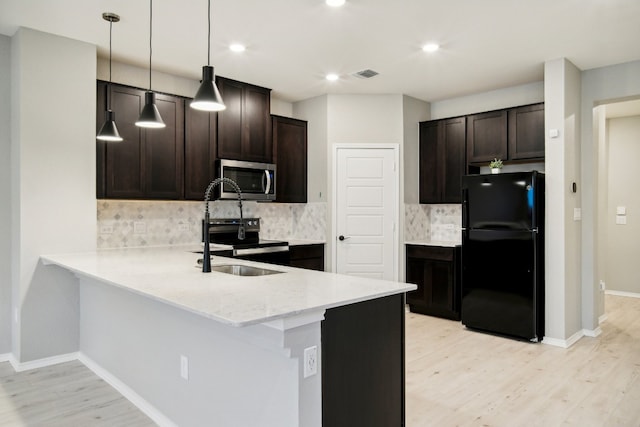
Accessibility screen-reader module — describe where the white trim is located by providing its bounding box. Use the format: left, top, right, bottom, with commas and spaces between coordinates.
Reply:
78, 353, 177, 427
605, 290, 640, 299
542, 329, 584, 348
264, 309, 326, 331
0, 353, 10, 363
8, 351, 79, 372
583, 327, 602, 338
331, 144, 401, 281
599, 313, 608, 324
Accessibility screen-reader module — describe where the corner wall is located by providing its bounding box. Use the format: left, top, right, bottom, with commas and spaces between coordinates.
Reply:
11, 28, 97, 361
544, 58, 582, 342
0, 35, 11, 354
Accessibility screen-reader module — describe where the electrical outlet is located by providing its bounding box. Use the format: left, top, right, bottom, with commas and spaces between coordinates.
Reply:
134, 221, 146, 234
180, 355, 189, 380
303, 346, 317, 378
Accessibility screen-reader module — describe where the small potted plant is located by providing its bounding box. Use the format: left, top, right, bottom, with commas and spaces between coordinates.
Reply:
489, 158, 503, 174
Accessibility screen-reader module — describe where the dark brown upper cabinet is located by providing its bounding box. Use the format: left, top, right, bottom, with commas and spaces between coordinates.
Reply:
508, 103, 545, 160
467, 103, 545, 166
184, 107, 217, 200
272, 115, 308, 203
216, 76, 272, 163
419, 116, 466, 204
96, 81, 185, 200
466, 110, 508, 164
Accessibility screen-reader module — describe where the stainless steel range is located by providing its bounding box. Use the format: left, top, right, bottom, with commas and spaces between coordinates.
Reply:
205, 218, 290, 265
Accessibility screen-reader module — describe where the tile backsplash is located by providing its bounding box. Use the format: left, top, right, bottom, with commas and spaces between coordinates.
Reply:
97, 200, 327, 249
404, 203, 462, 243
97, 200, 459, 248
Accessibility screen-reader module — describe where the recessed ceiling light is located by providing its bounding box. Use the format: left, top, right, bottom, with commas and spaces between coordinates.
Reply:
229, 44, 246, 53
326, 0, 346, 7
326, 73, 339, 81
422, 43, 440, 53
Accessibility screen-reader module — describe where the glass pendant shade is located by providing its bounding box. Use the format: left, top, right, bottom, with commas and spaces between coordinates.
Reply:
97, 110, 123, 141
136, 91, 165, 128
191, 66, 226, 111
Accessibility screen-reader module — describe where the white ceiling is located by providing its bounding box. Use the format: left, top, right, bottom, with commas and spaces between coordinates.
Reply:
1, 0, 639, 103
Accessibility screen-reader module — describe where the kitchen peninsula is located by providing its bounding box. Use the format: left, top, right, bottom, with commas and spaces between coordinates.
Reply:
41, 245, 415, 427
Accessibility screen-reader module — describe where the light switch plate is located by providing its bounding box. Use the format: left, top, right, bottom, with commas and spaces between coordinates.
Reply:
616, 206, 626, 215
573, 208, 582, 221
616, 215, 627, 225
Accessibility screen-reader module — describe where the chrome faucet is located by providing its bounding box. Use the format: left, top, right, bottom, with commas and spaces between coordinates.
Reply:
202, 177, 245, 273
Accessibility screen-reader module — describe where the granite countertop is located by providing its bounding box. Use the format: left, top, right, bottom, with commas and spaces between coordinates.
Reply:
405, 240, 461, 248
41, 245, 413, 328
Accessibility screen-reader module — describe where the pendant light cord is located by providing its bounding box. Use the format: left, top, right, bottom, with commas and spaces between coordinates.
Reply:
207, 0, 211, 66
148, 0, 153, 91
108, 19, 113, 110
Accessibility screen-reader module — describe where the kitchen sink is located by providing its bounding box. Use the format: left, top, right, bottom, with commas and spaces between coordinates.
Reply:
210, 264, 284, 276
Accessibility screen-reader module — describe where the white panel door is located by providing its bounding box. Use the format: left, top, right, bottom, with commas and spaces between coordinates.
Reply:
335, 147, 397, 280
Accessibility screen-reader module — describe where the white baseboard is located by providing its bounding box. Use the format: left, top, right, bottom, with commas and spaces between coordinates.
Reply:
583, 327, 602, 338
542, 329, 584, 348
9, 352, 79, 372
78, 353, 177, 427
605, 290, 640, 298
0, 353, 10, 363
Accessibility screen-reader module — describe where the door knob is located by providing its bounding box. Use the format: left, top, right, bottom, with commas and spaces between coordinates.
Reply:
338, 235, 349, 241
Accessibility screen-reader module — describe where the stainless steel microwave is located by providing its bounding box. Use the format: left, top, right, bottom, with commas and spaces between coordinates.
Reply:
217, 159, 276, 201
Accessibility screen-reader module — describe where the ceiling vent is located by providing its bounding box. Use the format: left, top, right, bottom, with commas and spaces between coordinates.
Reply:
352, 69, 379, 79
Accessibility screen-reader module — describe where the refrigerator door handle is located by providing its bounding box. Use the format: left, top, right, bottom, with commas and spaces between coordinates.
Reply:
461, 188, 469, 229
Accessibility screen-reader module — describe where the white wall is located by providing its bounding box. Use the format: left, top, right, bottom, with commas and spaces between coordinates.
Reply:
581, 60, 640, 328
326, 94, 405, 276
429, 81, 544, 120
293, 94, 418, 276
294, 95, 328, 204
271, 98, 294, 117
11, 28, 97, 361
402, 95, 430, 204
605, 116, 640, 293
543, 58, 582, 342
0, 34, 11, 354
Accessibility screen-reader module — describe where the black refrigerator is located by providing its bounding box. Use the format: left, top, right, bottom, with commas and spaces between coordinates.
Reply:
461, 171, 544, 341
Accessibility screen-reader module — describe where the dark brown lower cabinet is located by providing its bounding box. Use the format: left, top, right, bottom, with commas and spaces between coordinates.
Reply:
406, 244, 461, 320
322, 294, 405, 427
289, 244, 324, 271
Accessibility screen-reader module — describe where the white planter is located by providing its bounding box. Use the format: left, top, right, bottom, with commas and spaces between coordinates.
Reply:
491, 168, 501, 174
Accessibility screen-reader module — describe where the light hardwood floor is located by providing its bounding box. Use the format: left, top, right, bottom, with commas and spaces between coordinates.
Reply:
406, 294, 640, 426
0, 360, 155, 426
1, 294, 638, 426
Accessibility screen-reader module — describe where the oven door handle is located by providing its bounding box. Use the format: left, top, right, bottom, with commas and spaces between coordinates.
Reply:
233, 246, 289, 256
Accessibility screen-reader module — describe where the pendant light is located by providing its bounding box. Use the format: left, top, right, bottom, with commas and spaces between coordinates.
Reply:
136, 0, 165, 128
190, 0, 226, 112
97, 12, 123, 142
